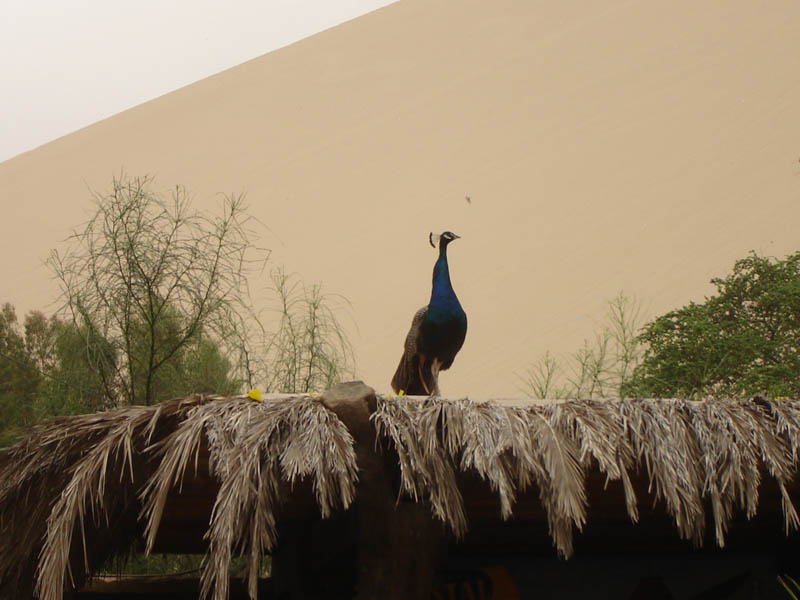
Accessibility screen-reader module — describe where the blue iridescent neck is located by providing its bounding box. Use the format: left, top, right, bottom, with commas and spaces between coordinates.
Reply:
430, 244, 457, 306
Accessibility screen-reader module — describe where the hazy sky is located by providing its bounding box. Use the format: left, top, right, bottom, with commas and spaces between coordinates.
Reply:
0, 0, 396, 163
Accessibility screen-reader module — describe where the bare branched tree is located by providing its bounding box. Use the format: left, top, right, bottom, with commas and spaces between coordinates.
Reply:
608, 293, 643, 394
520, 351, 566, 399
263, 268, 355, 393
523, 293, 643, 399
48, 174, 269, 406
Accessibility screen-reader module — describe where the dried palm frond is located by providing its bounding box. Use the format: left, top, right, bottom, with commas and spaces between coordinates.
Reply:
694, 400, 766, 546
0, 396, 208, 600
372, 397, 589, 556
619, 398, 706, 544
371, 397, 467, 537
141, 396, 358, 600
439, 400, 517, 519
741, 399, 800, 535
140, 399, 254, 555
373, 395, 800, 558
621, 397, 798, 547
771, 399, 800, 462
35, 409, 154, 600
529, 404, 587, 557
554, 400, 639, 521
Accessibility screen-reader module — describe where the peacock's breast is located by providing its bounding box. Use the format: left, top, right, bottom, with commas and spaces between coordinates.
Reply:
421, 303, 467, 357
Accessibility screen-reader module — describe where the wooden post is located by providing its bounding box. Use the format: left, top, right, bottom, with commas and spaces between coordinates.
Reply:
322, 382, 445, 600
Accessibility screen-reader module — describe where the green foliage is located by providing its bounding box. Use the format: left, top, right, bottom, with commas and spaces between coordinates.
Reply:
23, 306, 239, 420
0, 304, 40, 445
102, 553, 270, 578
627, 251, 800, 398
105, 553, 205, 577
180, 336, 239, 396
522, 294, 643, 399
23, 311, 62, 375
35, 321, 116, 418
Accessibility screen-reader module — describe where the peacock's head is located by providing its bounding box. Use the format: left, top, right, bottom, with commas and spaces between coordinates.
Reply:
429, 231, 461, 248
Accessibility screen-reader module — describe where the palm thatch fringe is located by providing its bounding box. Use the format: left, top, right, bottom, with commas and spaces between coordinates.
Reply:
1, 394, 357, 600
371, 396, 800, 558
370, 397, 468, 537
141, 397, 358, 600
1, 391, 799, 600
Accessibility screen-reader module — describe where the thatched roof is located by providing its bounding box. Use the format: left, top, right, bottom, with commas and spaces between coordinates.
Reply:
1, 383, 799, 600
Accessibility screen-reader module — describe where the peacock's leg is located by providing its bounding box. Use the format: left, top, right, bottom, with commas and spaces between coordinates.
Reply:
418, 355, 433, 395
428, 359, 442, 398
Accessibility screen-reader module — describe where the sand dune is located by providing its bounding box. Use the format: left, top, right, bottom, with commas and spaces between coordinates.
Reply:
2, 0, 800, 397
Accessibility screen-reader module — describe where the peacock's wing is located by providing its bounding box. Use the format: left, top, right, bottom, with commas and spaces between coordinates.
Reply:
391, 306, 429, 394
403, 306, 428, 356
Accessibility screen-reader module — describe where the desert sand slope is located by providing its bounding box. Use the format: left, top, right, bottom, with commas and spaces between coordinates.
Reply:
2, 0, 799, 398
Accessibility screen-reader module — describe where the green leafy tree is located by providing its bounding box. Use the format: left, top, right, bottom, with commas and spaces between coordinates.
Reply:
181, 335, 239, 395
0, 304, 40, 445
626, 251, 800, 398
0, 305, 102, 442
23, 311, 63, 375
35, 321, 115, 418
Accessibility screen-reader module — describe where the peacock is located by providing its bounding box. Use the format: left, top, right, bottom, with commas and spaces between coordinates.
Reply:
391, 231, 467, 396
